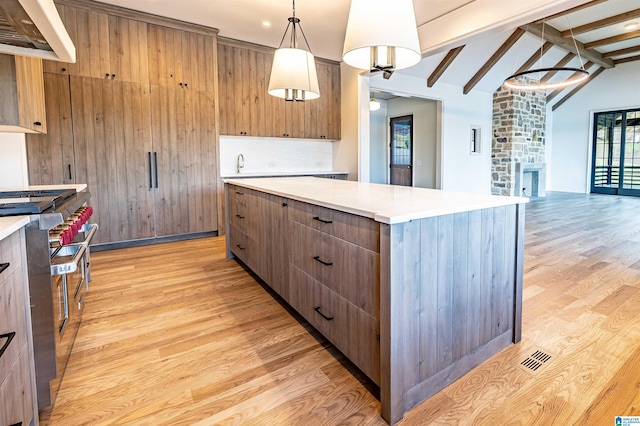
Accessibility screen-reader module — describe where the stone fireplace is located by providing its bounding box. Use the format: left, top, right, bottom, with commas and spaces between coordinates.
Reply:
491, 80, 547, 197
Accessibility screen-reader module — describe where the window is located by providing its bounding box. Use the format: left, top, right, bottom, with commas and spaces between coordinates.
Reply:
470, 125, 481, 154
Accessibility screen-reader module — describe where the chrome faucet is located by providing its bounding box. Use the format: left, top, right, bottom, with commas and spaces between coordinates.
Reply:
236, 153, 245, 174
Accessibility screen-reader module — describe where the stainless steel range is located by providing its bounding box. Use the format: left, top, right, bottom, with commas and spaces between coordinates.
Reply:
0, 188, 97, 411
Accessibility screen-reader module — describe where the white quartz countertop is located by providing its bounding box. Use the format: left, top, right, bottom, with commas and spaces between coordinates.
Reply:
221, 171, 348, 178
0, 216, 30, 241
0, 184, 88, 192
225, 177, 528, 224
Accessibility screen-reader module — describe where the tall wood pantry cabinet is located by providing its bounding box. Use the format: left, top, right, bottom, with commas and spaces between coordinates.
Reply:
26, 0, 220, 245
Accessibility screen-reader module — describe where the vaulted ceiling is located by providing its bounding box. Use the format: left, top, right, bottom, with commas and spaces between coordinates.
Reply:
94, 0, 640, 107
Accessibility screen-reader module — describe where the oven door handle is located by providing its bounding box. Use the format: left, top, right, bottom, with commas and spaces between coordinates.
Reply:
50, 244, 87, 276
78, 223, 99, 246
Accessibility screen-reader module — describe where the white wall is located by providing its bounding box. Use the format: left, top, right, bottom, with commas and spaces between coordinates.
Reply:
550, 61, 640, 193
364, 72, 494, 194
369, 99, 388, 184
386, 97, 438, 188
0, 133, 29, 186
219, 136, 333, 176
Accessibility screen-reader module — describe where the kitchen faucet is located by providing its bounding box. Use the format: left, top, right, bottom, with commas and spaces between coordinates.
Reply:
237, 153, 245, 173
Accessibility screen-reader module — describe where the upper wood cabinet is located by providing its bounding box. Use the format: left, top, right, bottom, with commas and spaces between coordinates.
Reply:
217, 40, 340, 140
0, 54, 47, 133
43, 4, 149, 84
147, 24, 216, 91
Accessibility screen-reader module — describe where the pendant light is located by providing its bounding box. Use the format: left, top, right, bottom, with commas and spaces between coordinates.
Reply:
369, 94, 380, 111
342, 0, 421, 76
268, 0, 319, 102
503, 22, 589, 90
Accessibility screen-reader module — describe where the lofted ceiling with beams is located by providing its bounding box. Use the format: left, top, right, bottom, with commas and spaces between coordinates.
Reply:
94, 0, 639, 109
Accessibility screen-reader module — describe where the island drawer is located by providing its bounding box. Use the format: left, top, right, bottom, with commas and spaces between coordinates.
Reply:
288, 200, 380, 252
228, 224, 259, 273
227, 184, 260, 206
289, 221, 379, 317
0, 262, 28, 387
0, 230, 22, 286
0, 344, 34, 426
228, 196, 260, 237
289, 264, 380, 385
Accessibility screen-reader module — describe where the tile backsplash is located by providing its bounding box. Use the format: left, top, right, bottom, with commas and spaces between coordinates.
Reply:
219, 136, 334, 176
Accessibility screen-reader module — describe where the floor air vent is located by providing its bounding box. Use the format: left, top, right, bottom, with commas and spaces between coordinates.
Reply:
516, 347, 554, 375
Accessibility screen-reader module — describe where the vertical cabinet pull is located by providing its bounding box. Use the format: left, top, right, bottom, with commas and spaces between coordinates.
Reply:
68, 164, 72, 180
0, 331, 16, 358
154, 152, 159, 188
0, 262, 9, 275
148, 152, 153, 189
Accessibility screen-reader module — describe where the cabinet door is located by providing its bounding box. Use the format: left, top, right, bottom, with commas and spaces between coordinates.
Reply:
181, 32, 216, 92
147, 24, 184, 88
304, 62, 341, 140
263, 52, 287, 138
71, 76, 155, 244
151, 86, 218, 236
26, 73, 75, 185
108, 15, 149, 84
44, 4, 111, 78
262, 194, 289, 300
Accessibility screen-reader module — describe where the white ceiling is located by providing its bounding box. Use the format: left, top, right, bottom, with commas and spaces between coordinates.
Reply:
95, 0, 639, 95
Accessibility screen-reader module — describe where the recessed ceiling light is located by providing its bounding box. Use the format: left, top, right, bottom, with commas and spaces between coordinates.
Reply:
262, 21, 271, 27
625, 22, 638, 30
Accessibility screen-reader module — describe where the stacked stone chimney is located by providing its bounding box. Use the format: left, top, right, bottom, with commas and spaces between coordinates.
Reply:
491, 81, 547, 196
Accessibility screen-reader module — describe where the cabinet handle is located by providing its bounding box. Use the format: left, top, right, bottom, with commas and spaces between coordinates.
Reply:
235, 214, 245, 219
68, 164, 72, 180
184, 83, 188, 88
313, 256, 333, 266
148, 152, 153, 189
235, 191, 244, 195
314, 307, 334, 321
111, 74, 116, 79
0, 262, 9, 275
236, 244, 246, 250
313, 216, 332, 224
154, 152, 159, 188
0, 331, 16, 359
282, 202, 288, 207
61, 67, 66, 72
34, 121, 42, 126
105, 73, 110, 78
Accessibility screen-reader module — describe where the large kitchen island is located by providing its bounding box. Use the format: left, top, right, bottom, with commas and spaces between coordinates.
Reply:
224, 177, 527, 424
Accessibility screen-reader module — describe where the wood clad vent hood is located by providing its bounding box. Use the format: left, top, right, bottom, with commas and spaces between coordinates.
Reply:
0, 0, 75, 62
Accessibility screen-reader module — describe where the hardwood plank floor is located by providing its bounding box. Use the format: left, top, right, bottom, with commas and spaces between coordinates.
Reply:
42, 192, 640, 425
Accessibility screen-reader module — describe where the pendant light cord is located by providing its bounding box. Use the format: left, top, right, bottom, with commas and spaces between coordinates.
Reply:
276, 0, 313, 52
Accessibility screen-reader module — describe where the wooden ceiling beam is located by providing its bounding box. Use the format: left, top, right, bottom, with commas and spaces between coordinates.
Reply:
463, 29, 525, 95
523, 23, 614, 68
533, 0, 607, 24
515, 41, 554, 74
603, 45, 640, 57
427, 45, 465, 88
540, 53, 576, 83
614, 54, 640, 64
551, 67, 605, 111
560, 8, 640, 37
546, 61, 594, 103
584, 29, 640, 49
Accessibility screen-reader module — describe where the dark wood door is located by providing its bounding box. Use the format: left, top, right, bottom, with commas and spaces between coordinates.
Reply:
390, 115, 413, 186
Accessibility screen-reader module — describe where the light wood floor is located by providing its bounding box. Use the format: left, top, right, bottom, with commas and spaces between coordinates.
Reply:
42, 192, 640, 425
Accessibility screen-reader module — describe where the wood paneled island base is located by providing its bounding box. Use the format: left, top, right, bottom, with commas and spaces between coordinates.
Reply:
225, 177, 527, 424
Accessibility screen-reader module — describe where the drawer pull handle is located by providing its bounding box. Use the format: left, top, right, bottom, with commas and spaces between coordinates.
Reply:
0, 262, 9, 275
236, 244, 246, 250
314, 307, 334, 321
313, 216, 332, 224
236, 191, 244, 195
0, 331, 16, 359
236, 214, 245, 219
313, 256, 333, 266
282, 202, 288, 207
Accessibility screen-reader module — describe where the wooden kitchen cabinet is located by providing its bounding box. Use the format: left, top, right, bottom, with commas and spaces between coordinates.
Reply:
26, 73, 75, 185
150, 85, 218, 237
0, 54, 47, 133
44, 4, 149, 85
70, 76, 155, 244
217, 40, 339, 140
0, 228, 39, 426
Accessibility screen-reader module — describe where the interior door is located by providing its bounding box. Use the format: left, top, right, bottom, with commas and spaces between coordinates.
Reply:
390, 115, 413, 186
592, 109, 640, 196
